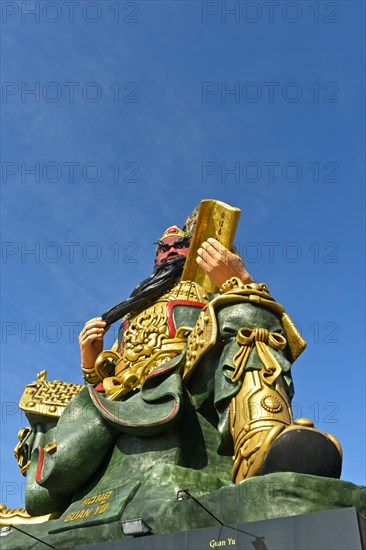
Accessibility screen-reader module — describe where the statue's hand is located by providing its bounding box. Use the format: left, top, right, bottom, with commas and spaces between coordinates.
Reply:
79, 317, 106, 371
197, 238, 253, 288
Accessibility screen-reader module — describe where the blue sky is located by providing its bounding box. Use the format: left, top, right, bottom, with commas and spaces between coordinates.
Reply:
1, 1, 365, 508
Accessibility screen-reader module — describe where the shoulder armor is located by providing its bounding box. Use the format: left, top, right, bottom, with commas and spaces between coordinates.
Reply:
183, 278, 306, 381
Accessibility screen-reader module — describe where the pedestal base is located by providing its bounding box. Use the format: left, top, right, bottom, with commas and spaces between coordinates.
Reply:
1, 473, 365, 549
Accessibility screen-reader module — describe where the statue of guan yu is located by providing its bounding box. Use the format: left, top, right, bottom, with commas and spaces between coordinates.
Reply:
1, 200, 347, 547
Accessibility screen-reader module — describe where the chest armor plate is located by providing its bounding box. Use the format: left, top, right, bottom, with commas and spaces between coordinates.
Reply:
104, 281, 209, 397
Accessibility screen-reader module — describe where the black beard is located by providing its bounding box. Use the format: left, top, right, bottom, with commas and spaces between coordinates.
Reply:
101, 256, 186, 326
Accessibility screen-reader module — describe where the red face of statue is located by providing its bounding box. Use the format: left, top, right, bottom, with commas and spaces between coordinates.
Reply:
155, 235, 190, 266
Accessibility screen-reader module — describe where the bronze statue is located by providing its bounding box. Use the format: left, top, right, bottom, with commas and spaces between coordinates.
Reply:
1, 200, 343, 543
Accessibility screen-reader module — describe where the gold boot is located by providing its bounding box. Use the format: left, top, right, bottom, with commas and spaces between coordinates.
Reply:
230, 327, 342, 482
229, 327, 293, 483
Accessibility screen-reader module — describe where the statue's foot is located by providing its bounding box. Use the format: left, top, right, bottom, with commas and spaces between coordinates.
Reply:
259, 418, 342, 479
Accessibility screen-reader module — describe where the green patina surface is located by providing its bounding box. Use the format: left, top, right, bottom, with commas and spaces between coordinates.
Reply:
24, 300, 288, 518
2, 473, 365, 549
5, 292, 360, 549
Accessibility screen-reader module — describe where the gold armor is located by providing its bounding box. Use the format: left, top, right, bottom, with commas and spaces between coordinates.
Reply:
185, 277, 309, 482
83, 280, 210, 400
229, 327, 293, 482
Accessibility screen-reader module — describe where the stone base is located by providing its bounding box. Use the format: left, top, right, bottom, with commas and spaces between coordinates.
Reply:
57, 507, 364, 550
1, 473, 365, 549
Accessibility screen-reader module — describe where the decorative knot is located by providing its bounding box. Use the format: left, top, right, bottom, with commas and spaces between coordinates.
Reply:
236, 327, 286, 349
232, 327, 287, 384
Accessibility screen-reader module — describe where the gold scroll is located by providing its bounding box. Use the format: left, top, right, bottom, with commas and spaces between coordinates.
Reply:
181, 199, 241, 293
